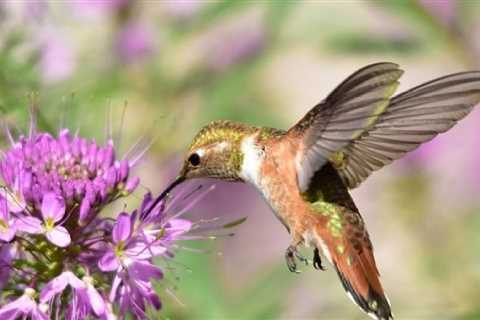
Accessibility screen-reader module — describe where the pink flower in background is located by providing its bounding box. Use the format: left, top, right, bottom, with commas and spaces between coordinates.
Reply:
23, 0, 48, 22
71, 0, 128, 18
115, 22, 155, 64
163, 0, 204, 20
397, 106, 480, 202
204, 13, 266, 72
40, 31, 76, 83
400, 138, 445, 168
419, 0, 456, 26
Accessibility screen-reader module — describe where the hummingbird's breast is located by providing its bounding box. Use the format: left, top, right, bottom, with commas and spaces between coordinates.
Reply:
240, 132, 312, 232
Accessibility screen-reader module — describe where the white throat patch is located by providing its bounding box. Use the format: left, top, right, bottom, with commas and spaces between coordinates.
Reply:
240, 135, 264, 186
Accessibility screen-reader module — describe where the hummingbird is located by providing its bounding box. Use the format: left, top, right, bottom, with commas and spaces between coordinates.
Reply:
154, 62, 480, 319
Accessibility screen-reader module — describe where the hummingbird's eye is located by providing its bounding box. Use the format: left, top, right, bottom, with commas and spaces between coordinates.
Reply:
188, 153, 201, 166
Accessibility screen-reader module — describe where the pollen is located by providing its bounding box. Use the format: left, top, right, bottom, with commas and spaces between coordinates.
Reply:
0, 219, 7, 232
44, 217, 56, 230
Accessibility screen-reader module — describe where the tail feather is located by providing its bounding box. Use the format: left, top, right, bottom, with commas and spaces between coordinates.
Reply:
334, 262, 392, 320
309, 192, 392, 319
313, 225, 392, 319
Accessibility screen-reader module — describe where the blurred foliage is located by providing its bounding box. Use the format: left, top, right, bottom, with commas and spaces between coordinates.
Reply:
1, 0, 480, 319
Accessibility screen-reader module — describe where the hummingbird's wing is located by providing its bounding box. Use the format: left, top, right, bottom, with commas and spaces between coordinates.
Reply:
330, 70, 480, 188
289, 62, 403, 192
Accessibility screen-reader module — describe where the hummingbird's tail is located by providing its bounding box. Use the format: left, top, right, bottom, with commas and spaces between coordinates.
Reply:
313, 230, 392, 320
332, 258, 392, 320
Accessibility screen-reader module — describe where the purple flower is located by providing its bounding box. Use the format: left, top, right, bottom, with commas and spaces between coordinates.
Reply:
29, 192, 71, 247
99, 212, 135, 271
0, 128, 139, 225
0, 288, 48, 320
98, 211, 163, 276
419, 0, 456, 26
110, 267, 161, 319
40, 271, 106, 318
13, 192, 73, 243
0, 114, 243, 318
97, 192, 204, 319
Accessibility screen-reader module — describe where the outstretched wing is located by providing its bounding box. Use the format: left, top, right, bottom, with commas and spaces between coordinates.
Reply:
331, 70, 480, 188
289, 62, 404, 192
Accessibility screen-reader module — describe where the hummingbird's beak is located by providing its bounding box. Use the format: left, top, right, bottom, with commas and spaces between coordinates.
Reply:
143, 175, 186, 218
157, 175, 186, 201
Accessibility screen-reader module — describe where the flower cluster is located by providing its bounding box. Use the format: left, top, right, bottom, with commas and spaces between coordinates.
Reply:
0, 126, 207, 319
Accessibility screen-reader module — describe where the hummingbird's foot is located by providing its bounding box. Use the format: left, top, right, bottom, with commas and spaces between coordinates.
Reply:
285, 245, 298, 273
295, 251, 309, 266
285, 245, 306, 273
313, 248, 326, 271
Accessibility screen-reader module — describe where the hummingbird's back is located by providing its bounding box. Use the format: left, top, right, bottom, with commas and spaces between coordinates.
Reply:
305, 162, 358, 212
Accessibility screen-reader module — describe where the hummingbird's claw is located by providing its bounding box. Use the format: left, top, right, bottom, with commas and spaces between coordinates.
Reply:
295, 251, 309, 266
313, 248, 326, 271
285, 246, 297, 272
285, 245, 305, 273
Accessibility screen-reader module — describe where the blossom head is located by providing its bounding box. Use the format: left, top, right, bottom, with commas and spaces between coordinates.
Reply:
0, 116, 244, 319
0, 128, 139, 225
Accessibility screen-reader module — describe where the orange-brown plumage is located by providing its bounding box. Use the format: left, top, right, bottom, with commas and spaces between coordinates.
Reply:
162, 62, 480, 319
255, 133, 391, 318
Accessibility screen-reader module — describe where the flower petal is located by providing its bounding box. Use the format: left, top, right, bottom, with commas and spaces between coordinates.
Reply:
0, 225, 16, 242
0, 306, 22, 320
40, 272, 71, 303
125, 177, 140, 193
167, 218, 192, 233
0, 295, 34, 320
46, 226, 71, 247
86, 284, 106, 316
112, 213, 131, 243
128, 261, 163, 282
0, 196, 8, 221
125, 241, 156, 260
98, 250, 120, 272
109, 274, 122, 302
65, 271, 84, 289
41, 193, 65, 222
79, 198, 91, 222
5, 191, 25, 213
0, 244, 15, 289
15, 216, 42, 234
31, 308, 49, 320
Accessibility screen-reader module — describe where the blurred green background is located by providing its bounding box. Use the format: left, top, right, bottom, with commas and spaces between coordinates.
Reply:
1, 1, 480, 319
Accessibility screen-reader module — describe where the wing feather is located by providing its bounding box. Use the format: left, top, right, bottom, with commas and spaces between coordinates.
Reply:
332, 71, 480, 188
291, 62, 404, 192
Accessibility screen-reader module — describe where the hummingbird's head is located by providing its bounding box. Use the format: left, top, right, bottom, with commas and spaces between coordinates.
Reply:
156, 120, 279, 205
178, 120, 257, 181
